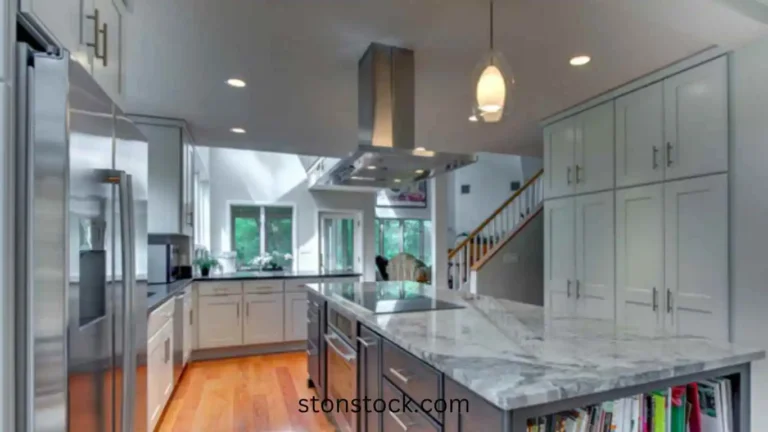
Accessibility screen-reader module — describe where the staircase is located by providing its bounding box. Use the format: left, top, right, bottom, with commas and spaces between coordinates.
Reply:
448, 170, 544, 292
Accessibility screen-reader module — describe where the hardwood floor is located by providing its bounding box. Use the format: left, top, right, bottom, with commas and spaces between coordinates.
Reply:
156, 352, 335, 432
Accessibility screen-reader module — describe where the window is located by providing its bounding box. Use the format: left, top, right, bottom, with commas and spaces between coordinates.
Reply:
230, 204, 294, 268
320, 213, 358, 271
374, 218, 432, 265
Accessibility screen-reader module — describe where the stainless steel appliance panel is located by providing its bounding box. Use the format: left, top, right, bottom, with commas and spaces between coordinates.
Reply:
115, 107, 149, 432
66, 52, 121, 432
16, 45, 69, 432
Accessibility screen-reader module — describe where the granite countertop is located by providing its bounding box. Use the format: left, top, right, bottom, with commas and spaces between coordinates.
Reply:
307, 281, 765, 411
146, 269, 361, 313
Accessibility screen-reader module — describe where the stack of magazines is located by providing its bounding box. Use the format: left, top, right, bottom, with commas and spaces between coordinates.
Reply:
527, 377, 734, 432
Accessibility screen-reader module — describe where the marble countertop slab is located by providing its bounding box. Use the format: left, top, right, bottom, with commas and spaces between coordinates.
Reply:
307, 281, 765, 411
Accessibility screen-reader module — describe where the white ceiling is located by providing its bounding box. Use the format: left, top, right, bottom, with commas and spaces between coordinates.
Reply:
123, 0, 768, 157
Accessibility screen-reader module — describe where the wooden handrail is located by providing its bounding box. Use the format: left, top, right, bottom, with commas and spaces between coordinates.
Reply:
448, 169, 544, 259
471, 206, 543, 271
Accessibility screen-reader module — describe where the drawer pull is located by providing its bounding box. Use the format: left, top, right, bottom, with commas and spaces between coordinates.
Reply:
389, 368, 411, 384
357, 337, 377, 348
388, 411, 414, 431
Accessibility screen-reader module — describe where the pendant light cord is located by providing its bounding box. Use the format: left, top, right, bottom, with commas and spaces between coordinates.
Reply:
489, 0, 494, 52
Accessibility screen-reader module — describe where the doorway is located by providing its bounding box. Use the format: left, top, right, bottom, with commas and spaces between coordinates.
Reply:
318, 211, 362, 272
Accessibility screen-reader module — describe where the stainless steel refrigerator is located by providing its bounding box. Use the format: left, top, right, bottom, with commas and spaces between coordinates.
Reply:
15, 43, 149, 432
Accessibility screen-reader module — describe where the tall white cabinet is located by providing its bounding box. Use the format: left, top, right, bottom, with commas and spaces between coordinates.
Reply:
543, 55, 730, 341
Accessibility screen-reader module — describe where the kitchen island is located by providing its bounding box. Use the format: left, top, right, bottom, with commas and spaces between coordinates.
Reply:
307, 281, 764, 431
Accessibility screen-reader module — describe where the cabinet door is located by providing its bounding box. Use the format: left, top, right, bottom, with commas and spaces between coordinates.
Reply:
147, 318, 173, 431
197, 295, 243, 348
663, 57, 728, 181
284, 291, 308, 341
544, 197, 576, 318
543, 118, 576, 199
575, 101, 614, 194
664, 174, 728, 341
358, 326, 382, 432
20, 0, 90, 71
91, 0, 121, 101
183, 291, 192, 363
616, 184, 664, 334
243, 293, 284, 345
140, 123, 182, 233
575, 191, 615, 321
615, 82, 664, 188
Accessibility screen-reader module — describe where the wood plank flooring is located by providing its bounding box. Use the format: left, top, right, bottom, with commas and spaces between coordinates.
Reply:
156, 352, 335, 432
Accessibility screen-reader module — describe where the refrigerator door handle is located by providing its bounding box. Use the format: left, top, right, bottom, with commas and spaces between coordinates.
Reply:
102, 170, 136, 432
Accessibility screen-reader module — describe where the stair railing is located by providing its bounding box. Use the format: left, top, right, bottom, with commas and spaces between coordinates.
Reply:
448, 169, 544, 291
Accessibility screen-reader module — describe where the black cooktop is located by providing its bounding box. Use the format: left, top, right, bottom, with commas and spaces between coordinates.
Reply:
330, 282, 465, 314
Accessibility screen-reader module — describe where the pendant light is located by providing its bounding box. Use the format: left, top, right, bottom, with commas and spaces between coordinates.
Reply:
471, 0, 513, 123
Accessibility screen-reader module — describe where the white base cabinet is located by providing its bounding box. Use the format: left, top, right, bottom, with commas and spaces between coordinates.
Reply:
147, 314, 174, 432
243, 293, 284, 345
198, 294, 243, 349
545, 191, 614, 321
284, 291, 308, 341
616, 174, 728, 340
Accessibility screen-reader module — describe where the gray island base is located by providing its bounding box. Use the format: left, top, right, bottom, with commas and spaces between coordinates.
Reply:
306, 281, 764, 432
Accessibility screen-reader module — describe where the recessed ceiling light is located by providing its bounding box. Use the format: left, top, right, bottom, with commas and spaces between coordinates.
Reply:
230, 127, 246, 134
367, 166, 377, 170
415, 169, 424, 175
394, 179, 401, 183
469, 115, 478, 122
415, 147, 426, 151
227, 78, 246, 88
570, 55, 591, 66
351, 176, 375, 181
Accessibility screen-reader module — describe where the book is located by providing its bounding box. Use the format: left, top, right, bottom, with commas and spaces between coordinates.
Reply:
687, 383, 702, 432
698, 381, 722, 432
652, 391, 667, 432
670, 386, 687, 432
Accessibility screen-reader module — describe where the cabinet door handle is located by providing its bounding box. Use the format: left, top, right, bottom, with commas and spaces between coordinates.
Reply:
189, 309, 193, 326
388, 411, 414, 431
357, 337, 377, 348
652, 287, 658, 312
100, 23, 108, 67
575, 280, 580, 299
566, 166, 572, 185
85, 9, 101, 58
237, 303, 240, 319
246, 302, 249, 317
666, 142, 673, 167
389, 368, 411, 384
667, 289, 673, 314
164, 338, 170, 363
575, 164, 582, 184
652, 146, 659, 169
566, 279, 571, 298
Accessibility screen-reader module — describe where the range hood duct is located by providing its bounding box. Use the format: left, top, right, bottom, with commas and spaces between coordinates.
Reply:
314, 43, 476, 190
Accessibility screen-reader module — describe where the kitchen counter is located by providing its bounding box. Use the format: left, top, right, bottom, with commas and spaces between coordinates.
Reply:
146, 270, 361, 314
307, 281, 765, 411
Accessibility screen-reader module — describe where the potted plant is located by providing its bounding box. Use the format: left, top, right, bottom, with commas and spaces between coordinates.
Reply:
193, 250, 220, 277
252, 251, 293, 272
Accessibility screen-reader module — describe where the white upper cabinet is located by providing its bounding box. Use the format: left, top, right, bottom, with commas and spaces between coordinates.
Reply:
575, 191, 615, 321
615, 82, 665, 188
664, 174, 728, 341
575, 102, 614, 194
615, 184, 664, 335
663, 58, 728, 181
544, 197, 575, 318
543, 118, 576, 199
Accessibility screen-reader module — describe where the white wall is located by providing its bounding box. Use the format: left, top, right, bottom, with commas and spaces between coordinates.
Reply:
208, 147, 377, 280
729, 35, 768, 430
447, 153, 529, 246
472, 211, 543, 305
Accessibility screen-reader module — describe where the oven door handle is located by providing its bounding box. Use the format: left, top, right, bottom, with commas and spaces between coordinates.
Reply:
324, 333, 356, 363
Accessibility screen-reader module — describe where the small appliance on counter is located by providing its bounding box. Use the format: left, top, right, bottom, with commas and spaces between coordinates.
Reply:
148, 243, 180, 283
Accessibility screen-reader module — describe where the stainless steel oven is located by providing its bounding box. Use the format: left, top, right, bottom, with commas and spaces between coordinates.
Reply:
326, 304, 358, 432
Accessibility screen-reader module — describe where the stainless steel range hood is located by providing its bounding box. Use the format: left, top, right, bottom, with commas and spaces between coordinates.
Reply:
311, 43, 476, 190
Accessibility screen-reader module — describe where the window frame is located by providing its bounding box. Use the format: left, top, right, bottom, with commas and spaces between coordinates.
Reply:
228, 201, 297, 269
317, 209, 363, 273
375, 217, 432, 264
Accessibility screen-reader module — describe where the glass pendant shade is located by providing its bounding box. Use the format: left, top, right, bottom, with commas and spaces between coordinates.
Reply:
471, 51, 514, 123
